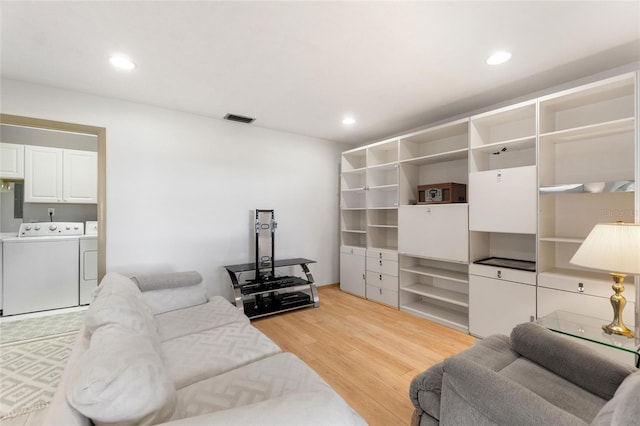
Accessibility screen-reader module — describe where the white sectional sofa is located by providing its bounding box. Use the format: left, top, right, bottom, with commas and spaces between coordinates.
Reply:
46, 271, 366, 425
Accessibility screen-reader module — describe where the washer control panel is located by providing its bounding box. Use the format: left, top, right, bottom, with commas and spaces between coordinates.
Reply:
19, 222, 84, 237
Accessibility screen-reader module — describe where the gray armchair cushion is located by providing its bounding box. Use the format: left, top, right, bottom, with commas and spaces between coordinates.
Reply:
591, 370, 640, 426
409, 335, 515, 421
510, 322, 636, 400
441, 357, 587, 426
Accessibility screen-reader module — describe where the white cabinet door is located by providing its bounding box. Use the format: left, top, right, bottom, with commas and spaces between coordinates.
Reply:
340, 246, 366, 298
64, 149, 97, 203
468, 166, 537, 234
0, 143, 24, 179
469, 274, 536, 338
398, 204, 468, 263
25, 145, 63, 203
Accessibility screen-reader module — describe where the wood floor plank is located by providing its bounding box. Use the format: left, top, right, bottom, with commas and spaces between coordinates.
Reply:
253, 285, 476, 425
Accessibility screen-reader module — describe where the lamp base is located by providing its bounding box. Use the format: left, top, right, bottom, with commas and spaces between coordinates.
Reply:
602, 323, 634, 337
602, 273, 635, 338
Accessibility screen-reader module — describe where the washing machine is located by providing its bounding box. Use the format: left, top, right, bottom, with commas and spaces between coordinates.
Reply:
2, 222, 83, 315
80, 221, 98, 305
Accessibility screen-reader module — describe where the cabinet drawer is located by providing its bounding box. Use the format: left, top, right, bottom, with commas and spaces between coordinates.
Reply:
366, 271, 398, 291
469, 264, 536, 286
537, 287, 636, 327
341, 245, 366, 257
366, 249, 398, 262
366, 258, 398, 277
367, 284, 398, 307
537, 272, 634, 299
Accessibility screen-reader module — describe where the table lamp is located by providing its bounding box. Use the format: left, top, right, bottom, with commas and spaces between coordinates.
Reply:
570, 222, 640, 338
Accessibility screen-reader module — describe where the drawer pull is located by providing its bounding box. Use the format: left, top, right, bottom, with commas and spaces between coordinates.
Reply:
578, 282, 584, 293
379, 259, 382, 266
379, 253, 382, 259
379, 274, 382, 281
362, 274, 365, 280
379, 288, 382, 295
497, 270, 502, 279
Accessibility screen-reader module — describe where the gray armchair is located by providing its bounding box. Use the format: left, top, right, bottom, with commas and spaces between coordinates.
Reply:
410, 322, 639, 425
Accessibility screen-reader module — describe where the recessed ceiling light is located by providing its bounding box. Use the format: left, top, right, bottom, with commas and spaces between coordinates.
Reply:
109, 54, 136, 70
342, 117, 356, 125
486, 51, 512, 65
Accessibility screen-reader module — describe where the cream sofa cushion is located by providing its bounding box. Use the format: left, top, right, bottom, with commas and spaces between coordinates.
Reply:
67, 324, 176, 426
85, 272, 157, 338
141, 284, 208, 315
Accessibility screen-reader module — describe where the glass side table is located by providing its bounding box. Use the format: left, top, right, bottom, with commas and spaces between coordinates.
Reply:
537, 310, 640, 368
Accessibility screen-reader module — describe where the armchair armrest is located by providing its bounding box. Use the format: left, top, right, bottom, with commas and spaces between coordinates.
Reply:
510, 323, 636, 400
441, 357, 587, 426
409, 362, 444, 420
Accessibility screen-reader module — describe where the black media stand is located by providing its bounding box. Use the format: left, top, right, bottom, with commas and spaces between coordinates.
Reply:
224, 258, 319, 319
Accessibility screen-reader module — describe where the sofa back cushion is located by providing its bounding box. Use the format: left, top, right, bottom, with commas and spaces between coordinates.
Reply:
131, 271, 203, 292
141, 284, 208, 315
66, 324, 176, 426
85, 272, 158, 339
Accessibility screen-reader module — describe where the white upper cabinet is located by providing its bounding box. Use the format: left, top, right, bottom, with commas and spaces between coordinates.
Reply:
25, 145, 63, 203
63, 149, 98, 204
0, 143, 25, 179
468, 165, 537, 234
399, 204, 469, 263
25, 145, 97, 204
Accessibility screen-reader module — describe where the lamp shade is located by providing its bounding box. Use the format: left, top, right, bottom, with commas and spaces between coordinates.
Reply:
570, 222, 640, 274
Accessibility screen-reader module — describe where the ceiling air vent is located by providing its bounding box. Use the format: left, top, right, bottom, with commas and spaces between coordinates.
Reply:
224, 113, 255, 124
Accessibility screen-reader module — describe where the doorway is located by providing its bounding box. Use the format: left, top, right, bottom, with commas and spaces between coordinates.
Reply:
0, 114, 106, 281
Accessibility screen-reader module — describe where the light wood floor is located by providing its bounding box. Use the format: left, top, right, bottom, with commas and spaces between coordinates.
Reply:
253, 285, 476, 426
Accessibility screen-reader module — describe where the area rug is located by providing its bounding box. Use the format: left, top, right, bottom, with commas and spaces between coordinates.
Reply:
0, 333, 78, 419
0, 310, 85, 345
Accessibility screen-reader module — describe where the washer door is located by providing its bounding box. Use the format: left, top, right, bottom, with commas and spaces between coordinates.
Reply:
3, 239, 79, 315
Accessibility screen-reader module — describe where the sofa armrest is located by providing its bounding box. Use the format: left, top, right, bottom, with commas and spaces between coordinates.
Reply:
510, 323, 636, 400
441, 357, 587, 426
409, 361, 444, 421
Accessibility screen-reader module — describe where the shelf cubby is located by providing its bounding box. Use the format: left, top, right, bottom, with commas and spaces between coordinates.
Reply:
539, 73, 635, 134
469, 100, 536, 173
367, 139, 398, 167
399, 255, 469, 331
341, 169, 366, 190
368, 208, 398, 227
340, 189, 366, 209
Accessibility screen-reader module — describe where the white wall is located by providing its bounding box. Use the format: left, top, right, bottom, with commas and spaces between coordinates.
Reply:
1, 78, 343, 300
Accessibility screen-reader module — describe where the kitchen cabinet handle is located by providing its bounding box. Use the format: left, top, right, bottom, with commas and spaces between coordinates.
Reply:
379, 274, 382, 280
497, 270, 502, 279
379, 259, 382, 266
578, 282, 584, 293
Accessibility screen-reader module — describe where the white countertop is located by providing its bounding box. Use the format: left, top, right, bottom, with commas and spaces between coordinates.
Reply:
0, 232, 18, 241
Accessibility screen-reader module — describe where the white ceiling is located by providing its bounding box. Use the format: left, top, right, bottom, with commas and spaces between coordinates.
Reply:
1, 1, 639, 145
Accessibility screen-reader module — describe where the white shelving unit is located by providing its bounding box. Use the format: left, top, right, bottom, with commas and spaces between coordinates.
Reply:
537, 72, 637, 322
339, 140, 399, 307
468, 100, 538, 338
396, 119, 470, 330
340, 70, 639, 339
